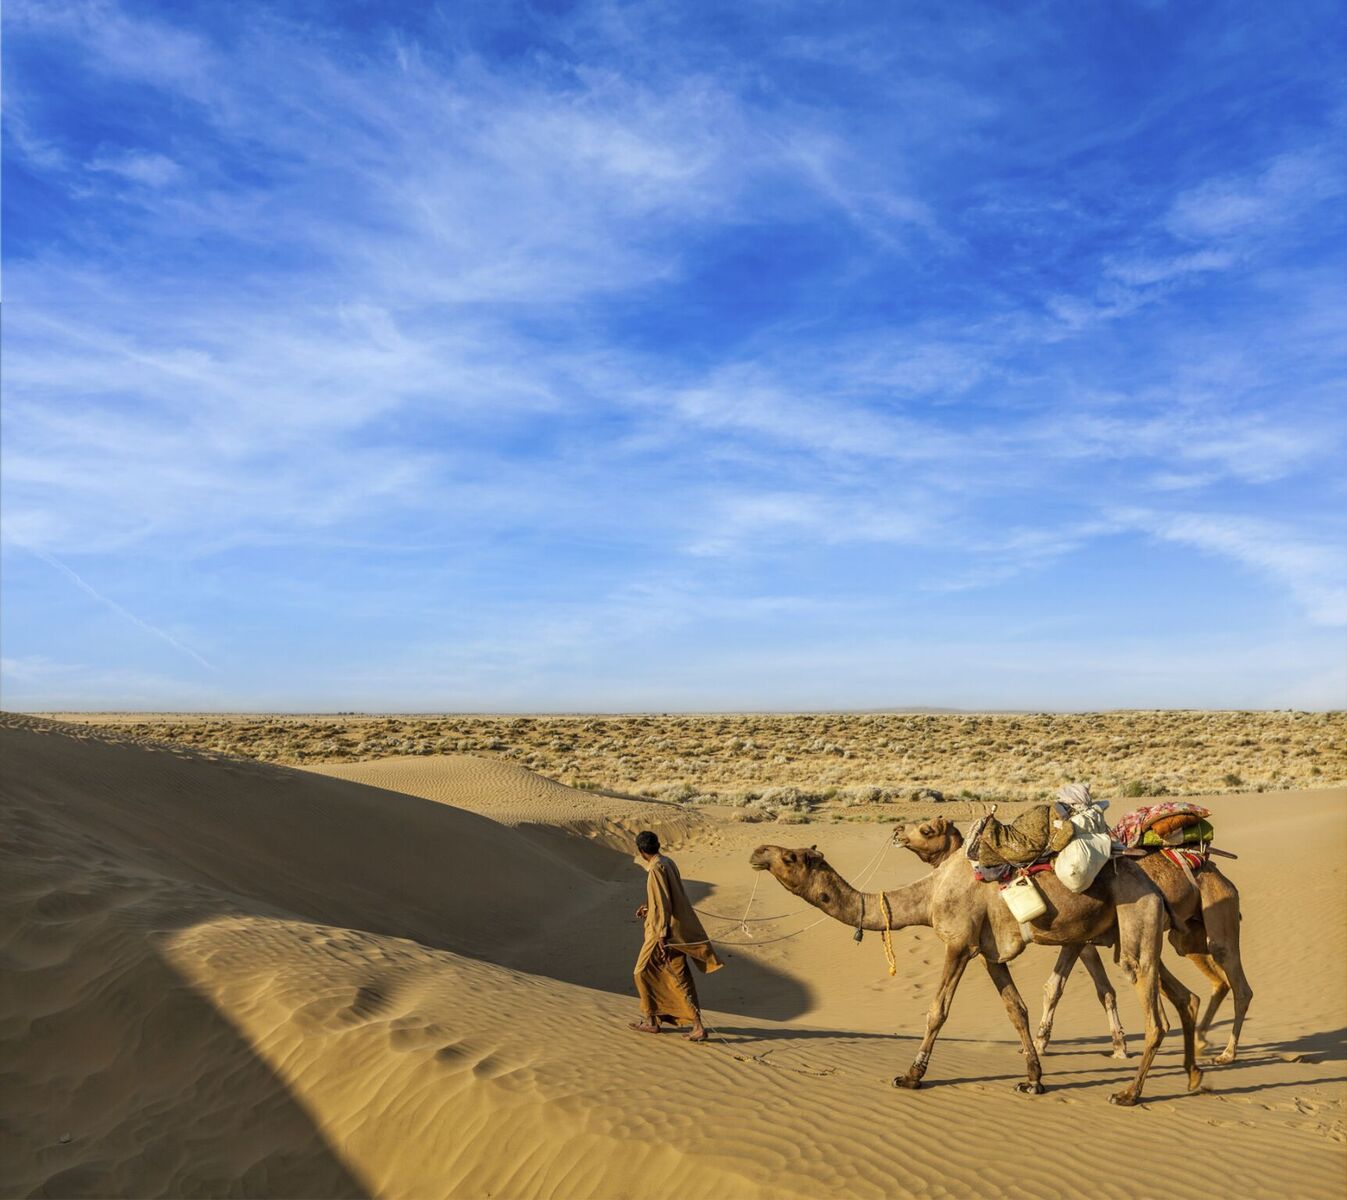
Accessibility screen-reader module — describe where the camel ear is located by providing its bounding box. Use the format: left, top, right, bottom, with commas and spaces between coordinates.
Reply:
802, 848, 825, 868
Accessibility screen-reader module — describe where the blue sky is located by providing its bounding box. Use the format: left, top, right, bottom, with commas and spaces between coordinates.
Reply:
2, 0, 1345, 711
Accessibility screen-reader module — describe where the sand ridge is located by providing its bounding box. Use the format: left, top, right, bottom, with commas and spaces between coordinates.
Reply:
304, 753, 704, 855
3, 713, 1345, 1199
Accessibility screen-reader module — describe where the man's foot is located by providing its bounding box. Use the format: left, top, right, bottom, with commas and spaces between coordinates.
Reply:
628, 1020, 660, 1034
685, 1025, 709, 1042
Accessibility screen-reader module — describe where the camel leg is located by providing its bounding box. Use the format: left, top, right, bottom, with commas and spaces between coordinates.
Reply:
985, 959, 1044, 1094
1188, 953, 1229, 1052
1036, 945, 1130, 1060
1034, 944, 1078, 1056
1197, 882, 1252, 1064
1079, 944, 1129, 1059
894, 944, 971, 1090
1109, 902, 1167, 1107
1157, 959, 1205, 1093
1202, 950, 1252, 1065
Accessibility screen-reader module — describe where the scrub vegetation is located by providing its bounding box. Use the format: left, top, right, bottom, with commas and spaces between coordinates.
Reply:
47, 710, 1345, 809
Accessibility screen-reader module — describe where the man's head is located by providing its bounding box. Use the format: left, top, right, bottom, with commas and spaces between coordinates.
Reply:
635, 830, 660, 859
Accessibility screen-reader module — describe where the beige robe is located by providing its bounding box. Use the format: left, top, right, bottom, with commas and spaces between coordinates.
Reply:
634, 854, 723, 1022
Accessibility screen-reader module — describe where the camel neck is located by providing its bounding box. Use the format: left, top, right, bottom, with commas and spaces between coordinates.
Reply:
802, 865, 934, 931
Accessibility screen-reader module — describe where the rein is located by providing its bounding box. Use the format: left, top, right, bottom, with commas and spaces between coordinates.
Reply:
671, 837, 897, 960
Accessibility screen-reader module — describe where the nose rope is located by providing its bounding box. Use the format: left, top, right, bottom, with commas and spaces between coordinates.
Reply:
673, 837, 895, 952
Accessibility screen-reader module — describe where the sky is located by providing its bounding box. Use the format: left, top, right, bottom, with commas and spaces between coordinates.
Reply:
2, 0, 1345, 712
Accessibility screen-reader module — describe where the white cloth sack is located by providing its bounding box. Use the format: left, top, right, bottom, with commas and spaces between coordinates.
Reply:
1053, 783, 1113, 893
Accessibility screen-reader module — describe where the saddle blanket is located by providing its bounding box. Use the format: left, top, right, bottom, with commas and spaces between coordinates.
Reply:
1161, 847, 1207, 873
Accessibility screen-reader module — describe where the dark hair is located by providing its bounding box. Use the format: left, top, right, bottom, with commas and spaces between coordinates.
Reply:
635, 831, 660, 856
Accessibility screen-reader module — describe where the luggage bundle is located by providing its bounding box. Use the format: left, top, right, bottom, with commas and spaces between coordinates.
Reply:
968, 784, 1115, 920
1051, 784, 1113, 893
966, 804, 1071, 869
1111, 801, 1213, 850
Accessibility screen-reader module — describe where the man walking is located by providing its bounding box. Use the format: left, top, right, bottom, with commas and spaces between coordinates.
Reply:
629, 831, 722, 1041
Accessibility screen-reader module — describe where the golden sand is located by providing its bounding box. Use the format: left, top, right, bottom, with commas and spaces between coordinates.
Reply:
3, 712, 1344, 1198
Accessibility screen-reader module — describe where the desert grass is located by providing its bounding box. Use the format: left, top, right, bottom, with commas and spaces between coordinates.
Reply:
42, 711, 1345, 810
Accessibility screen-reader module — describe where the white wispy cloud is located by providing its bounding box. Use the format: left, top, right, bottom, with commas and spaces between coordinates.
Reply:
86, 148, 183, 186
1121, 510, 1347, 627
1167, 149, 1346, 241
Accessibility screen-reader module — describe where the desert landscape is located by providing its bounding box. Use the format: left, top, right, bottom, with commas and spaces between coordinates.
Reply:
3, 710, 1344, 1199
8, 2, 1346, 1198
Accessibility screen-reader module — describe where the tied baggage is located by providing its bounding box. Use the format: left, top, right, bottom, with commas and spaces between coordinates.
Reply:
1142, 818, 1214, 847
967, 804, 1073, 867
1112, 801, 1211, 849
1052, 783, 1113, 894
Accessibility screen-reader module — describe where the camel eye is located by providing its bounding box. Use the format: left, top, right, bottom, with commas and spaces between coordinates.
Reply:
920, 825, 931, 836
782, 851, 796, 864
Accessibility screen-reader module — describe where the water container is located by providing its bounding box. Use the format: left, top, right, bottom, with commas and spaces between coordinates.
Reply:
1001, 873, 1048, 921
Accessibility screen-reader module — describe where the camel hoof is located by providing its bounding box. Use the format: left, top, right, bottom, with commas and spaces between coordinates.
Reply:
1188, 1070, 1206, 1093
892, 1075, 922, 1090
1210, 1051, 1235, 1066
1110, 1048, 1130, 1061
1014, 1081, 1045, 1095
1109, 1091, 1138, 1107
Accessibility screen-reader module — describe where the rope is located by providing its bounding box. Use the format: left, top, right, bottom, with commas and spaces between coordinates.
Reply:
692, 872, 802, 924
667, 837, 896, 951
878, 891, 897, 977
692, 909, 798, 923
666, 911, 836, 949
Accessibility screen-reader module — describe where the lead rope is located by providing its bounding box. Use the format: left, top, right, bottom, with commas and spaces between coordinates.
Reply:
671, 837, 895, 951
736, 872, 760, 936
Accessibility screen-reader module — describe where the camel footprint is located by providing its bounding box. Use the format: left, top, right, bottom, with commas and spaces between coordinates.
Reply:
388, 1015, 452, 1052
295, 981, 396, 1031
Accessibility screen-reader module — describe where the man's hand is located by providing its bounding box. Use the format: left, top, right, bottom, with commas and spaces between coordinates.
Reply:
635, 903, 648, 919
656, 937, 669, 964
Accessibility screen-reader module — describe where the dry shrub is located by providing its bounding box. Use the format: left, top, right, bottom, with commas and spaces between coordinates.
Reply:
57, 710, 1347, 802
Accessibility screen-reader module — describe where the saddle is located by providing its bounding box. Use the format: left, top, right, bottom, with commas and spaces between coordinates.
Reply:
967, 804, 1074, 868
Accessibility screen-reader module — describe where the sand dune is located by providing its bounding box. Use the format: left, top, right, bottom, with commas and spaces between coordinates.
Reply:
3, 714, 1344, 1198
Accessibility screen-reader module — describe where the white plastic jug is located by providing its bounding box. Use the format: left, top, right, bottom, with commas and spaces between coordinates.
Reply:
1001, 873, 1048, 921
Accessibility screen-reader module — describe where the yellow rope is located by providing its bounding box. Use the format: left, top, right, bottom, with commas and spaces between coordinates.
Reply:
878, 892, 897, 977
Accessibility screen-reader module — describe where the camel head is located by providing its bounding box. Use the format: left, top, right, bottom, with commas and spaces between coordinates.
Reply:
749, 844, 829, 897
892, 816, 963, 865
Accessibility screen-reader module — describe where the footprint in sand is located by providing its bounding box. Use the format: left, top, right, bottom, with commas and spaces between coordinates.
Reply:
295, 981, 395, 1030
387, 1016, 451, 1052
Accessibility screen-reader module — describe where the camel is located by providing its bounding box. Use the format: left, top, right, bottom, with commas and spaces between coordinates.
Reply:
750, 818, 1204, 1106
1035, 852, 1251, 1064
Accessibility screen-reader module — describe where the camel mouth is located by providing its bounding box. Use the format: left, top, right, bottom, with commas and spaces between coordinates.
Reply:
748, 846, 773, 871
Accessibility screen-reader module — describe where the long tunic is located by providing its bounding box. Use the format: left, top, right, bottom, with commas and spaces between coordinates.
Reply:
634, 853, 723, 1021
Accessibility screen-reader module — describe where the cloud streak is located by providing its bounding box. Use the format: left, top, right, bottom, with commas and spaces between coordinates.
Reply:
23, 546, 215, 670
